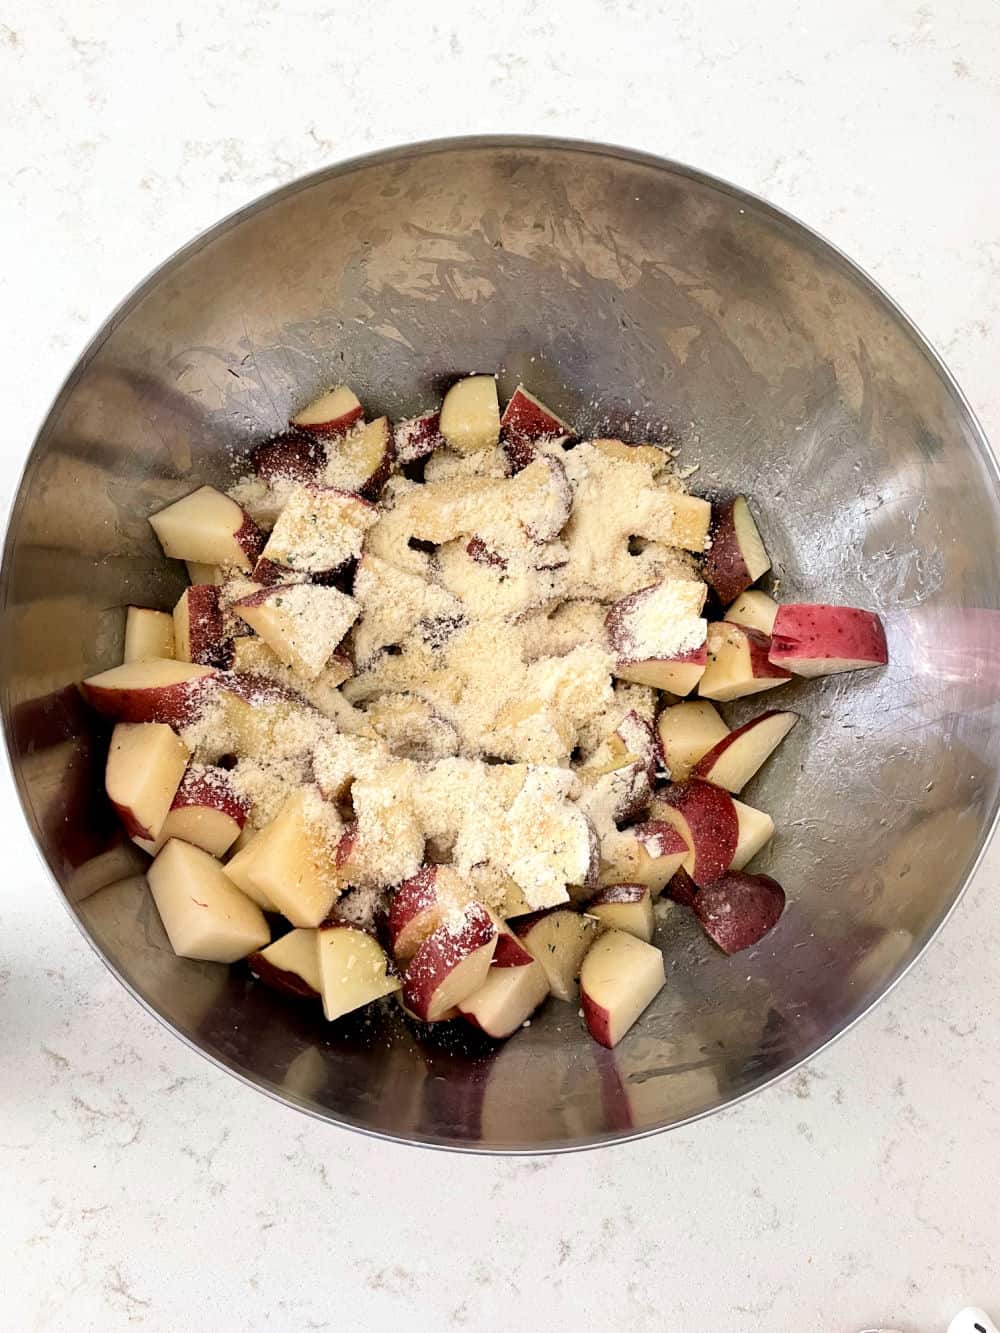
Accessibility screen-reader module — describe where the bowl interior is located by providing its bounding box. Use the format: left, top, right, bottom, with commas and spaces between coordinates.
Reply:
4, 139, 999, 1151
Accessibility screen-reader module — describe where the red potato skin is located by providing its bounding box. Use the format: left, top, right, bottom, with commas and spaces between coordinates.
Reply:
388, 866, 438, 951
606, 763, 654, 827
629, 820, 689, 860
352, 420, 396, 501
654, 780, 739, 887
674, 643, 708, 667
500, 386, 573, 443
80, 672, 216, 725
588, 882, 647, 907
693, 872, 786, 954
720, 624, 792, 681
769, 604, 888, 668
183, 585, 231, 668
401, 903, 497, 1021
171, 766, 249, 826
248, 952, 320, 1000
492, 932, 535, 968
704, 499, 755, 604
502, 433, 538, 474
665, 866, 700, 907
251, 557, 294, 587
233, 582, 308, 612
250, 431, 325, 484
466, 536, 508, 570
335, 822, 359, 873
394, 411, 444, 464
509, 906, 566, 940
690, 709, 798, 783
109, 797, 155, 842
234, 511, 266, 565
220, 671, 300, 708
619, 711, 657, 788
580, 989, 615, 1048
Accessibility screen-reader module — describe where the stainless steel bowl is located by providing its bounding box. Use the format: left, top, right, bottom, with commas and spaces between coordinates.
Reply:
3, 137, 999, 1152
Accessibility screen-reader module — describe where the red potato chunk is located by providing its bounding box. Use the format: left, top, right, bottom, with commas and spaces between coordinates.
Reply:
439, 376, 500, 455
123, 608, 175, 664
580, 929, 665, 1048
148, 838, 270, 964
768, 603, 888, 676
149, 485, 264, 572
693, 872, 786, 954
317, 924, 400, 1022
249, 929, 322, 1000
291, 384, 363, 435
703, 496, 771, 604
105, 721, 189, 841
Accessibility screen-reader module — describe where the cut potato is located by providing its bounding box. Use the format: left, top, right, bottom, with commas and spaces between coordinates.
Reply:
249, 928, 322, 999
704, 496, 771, 604
318, 925, 400, 1021
656, 700, 730, 782
457, 953, 549, 1039
580, 929, 665, 1048
81, 659, 216, 725
223, 788, 342, 926
291, 384, 363, 435
730, 799, 775, 870
123, 607, 175, 664
173, 585, 230, 668
149, 485, 264, 571
649, 780, 739, 887
598, 823, 688, 898
724, 589, 779, 635
693, 871, 786, 953
185, 561, 226, 586
322, 417, 395, 498
134, 764, 249, 858
105, 722, 189, 841
258, 484, 377, 576
366, 693, 460, 761
698, 622, 791, 702
510, 908, 599, 1002
691, 709, 798, 792
234, 583, 359, 681
768, 604, 888, 676
388, 865, 473, 964
586, 883, 656, 943
395, 410, 444, 464
606, 579, 708, 695
439, 375, 500, 454
148, 838, 269, 964
402, 903, 498, 1021
500, 384, 573, 445
250, 432, 325, 485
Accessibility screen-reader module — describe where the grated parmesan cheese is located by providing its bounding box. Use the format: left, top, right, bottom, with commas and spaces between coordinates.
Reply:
191, 426, 710, 913
610, 578, 708, 663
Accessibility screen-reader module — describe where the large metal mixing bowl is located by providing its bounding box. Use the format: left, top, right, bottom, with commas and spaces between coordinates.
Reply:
3, 137, 999, 1152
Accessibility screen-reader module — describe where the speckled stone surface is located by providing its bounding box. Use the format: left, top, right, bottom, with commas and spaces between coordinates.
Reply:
2, 3, 999, 1329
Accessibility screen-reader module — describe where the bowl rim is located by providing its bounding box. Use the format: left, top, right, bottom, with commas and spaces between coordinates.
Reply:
3, 133, 999, 1154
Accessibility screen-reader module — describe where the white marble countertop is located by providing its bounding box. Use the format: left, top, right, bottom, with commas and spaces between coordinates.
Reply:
2, 2, 999, 1329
